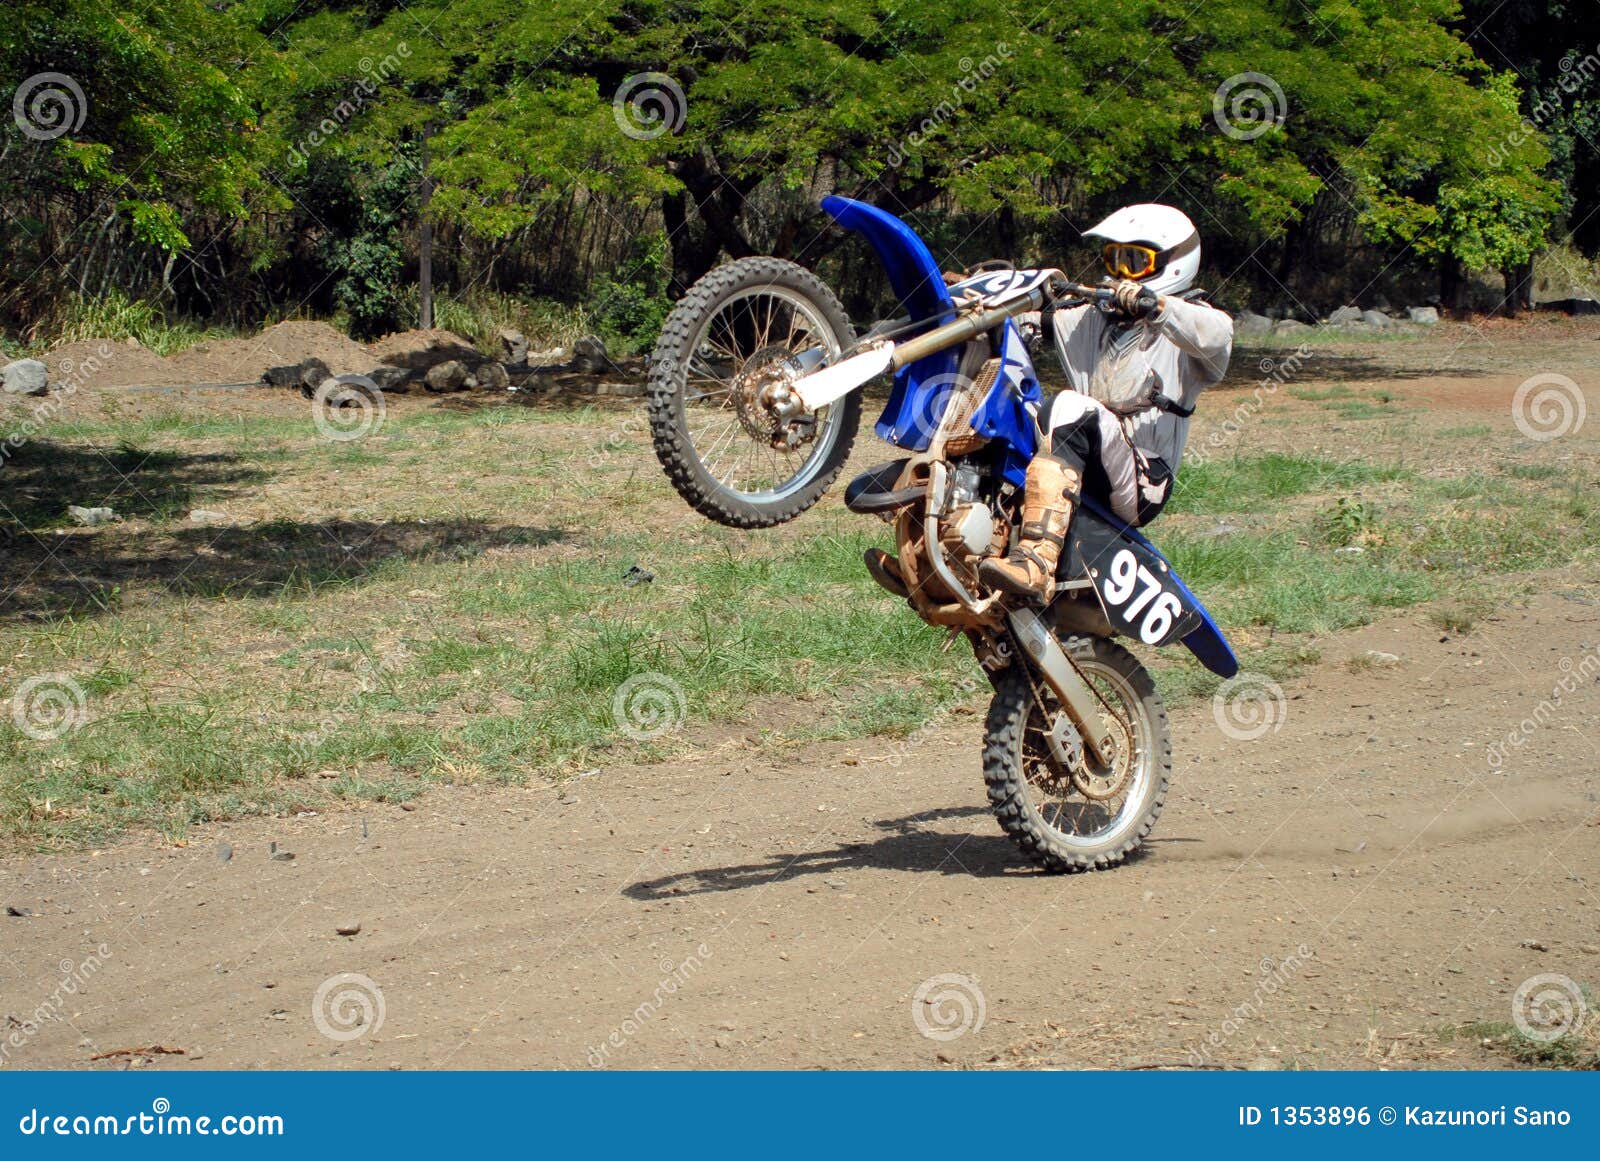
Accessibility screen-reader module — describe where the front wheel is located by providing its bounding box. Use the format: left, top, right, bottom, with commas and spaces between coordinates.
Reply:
982, 637, 1172, 873
648, 257, 860, 528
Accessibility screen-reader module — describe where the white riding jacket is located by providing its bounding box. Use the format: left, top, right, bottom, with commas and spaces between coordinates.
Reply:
1044, 296, 1234, 469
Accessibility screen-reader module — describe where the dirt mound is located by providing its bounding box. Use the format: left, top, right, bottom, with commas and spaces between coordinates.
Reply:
38, 323, 493, 392
41, 338, 171, 393
367, 328, 480, 364
40, 321, 369, 390
161, 321, 372, 385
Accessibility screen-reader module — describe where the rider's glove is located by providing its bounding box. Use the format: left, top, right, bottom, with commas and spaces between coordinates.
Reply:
1112, 279, 1161, 319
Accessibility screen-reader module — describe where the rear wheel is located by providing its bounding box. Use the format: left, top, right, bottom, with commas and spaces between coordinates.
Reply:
648, 257, 859, 528
982, 636, 1171, 872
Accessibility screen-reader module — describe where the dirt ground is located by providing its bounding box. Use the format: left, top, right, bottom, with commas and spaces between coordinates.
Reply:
1, 592, 1596, 1070
2, 315, 1599, 1071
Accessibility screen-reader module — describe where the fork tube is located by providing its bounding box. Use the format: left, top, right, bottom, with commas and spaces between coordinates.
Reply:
889, 288, 1048, 369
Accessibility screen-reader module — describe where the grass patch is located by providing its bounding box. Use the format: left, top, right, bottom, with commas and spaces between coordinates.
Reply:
1444, 1021, 1599, 1070
1171, 453, 1411, 515
3, 399, 1597, 848
28, 290, 238, 356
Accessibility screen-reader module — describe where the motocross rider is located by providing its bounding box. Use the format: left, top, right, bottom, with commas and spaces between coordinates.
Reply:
975, 204, 1234, 601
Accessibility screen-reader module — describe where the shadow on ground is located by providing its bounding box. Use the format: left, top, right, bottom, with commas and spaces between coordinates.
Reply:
624, 806, 1049, 897
0, 440, 567, 619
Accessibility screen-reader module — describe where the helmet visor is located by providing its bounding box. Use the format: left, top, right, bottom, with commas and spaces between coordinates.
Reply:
1102, 243, 1160, 280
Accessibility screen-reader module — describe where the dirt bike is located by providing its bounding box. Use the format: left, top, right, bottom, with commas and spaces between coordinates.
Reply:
647, 196, 1238, 872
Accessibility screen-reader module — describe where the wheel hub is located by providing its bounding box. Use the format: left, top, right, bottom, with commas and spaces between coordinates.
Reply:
734, 345, 820, 450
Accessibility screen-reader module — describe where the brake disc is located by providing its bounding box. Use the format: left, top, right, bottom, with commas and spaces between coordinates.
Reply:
1070, 711, 1134, 801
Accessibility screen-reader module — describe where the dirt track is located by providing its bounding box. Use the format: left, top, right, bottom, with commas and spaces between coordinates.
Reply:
3, 590, 1597, 1070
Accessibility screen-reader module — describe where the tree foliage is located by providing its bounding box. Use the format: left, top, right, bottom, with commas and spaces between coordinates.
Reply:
0, 0, 1582, 335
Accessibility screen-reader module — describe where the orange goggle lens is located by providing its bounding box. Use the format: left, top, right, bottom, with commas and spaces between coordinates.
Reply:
1102, 243, 1159, 279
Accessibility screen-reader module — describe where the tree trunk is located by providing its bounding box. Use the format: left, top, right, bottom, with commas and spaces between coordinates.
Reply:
1500, 260, 1533, 316
662, 191, 722, 297
1438, 255, 1467, 315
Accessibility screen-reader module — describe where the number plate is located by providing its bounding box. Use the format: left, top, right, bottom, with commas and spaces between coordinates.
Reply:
1068, 517, 1202, 647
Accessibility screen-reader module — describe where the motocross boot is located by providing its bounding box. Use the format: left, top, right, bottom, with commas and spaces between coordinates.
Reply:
977, 454, 1081, 602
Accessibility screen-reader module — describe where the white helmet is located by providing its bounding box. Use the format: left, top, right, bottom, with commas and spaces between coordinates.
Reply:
1084, 204, 1201, 297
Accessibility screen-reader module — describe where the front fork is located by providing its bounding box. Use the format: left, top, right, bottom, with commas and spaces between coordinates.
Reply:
1001, 608, 1116, 766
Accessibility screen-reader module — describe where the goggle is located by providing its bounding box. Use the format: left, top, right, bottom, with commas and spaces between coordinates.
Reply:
1102, 243, 1160, 280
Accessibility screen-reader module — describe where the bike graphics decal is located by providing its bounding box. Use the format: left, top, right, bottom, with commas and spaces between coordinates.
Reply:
949, 268, 1058, 307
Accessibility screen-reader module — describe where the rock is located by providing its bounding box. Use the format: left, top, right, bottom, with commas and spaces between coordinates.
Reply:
476, 362, 510, 392
572, 335, 609, 372
335, 921, 362, 937
1539, 297, 1600, 315
528, 346, 566, 365
1406, 306, 1439, 325
261, 364, 300, 388
68, 505, 118, 526
1359, 310, 1392, 329
1326, 305, 1362, 325
1272, 318, 1312, 336
2, 359, 49, 396
188, 509, 231, 526
1235, 311, 1273, 337
424, 360, 469, 392
509, 372, 554, 396
498, 329, 529, 365
585, 380, 646, 398
297, 357, 332, 394
366, 366, 411, 394
1364, 650, 1402, 666
216, 842, 233, 863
